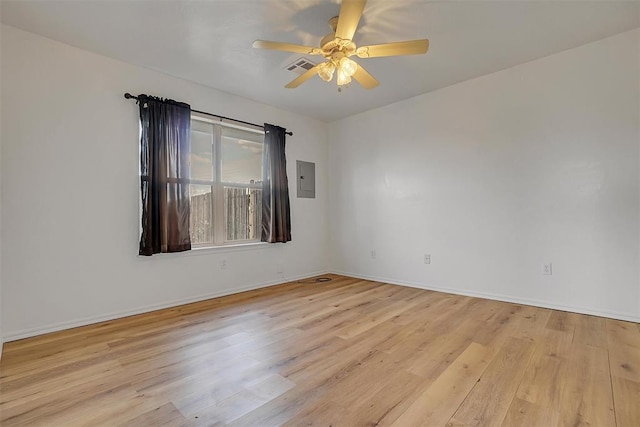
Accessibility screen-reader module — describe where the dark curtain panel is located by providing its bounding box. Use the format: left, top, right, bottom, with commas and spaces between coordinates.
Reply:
261, 123, 292, 243
139, 95, 192, 255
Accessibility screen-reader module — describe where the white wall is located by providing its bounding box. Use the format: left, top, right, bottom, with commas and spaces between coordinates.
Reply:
329, 29, 640, 322
0, 25, 329, 340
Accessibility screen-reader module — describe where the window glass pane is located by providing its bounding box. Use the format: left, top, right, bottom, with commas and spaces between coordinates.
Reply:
221, 128, 263, 184
190, 124, 213, 181
224, 186, 262, 241
189, 184, 213, 244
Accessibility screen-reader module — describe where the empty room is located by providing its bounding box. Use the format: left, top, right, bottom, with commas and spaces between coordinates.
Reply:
1, 0, 639, 425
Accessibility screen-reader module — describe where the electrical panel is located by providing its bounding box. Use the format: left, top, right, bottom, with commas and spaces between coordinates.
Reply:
296, 160, 315, 198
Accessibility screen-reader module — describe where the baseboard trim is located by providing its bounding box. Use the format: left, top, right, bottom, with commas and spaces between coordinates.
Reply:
6, 269, 637, 342
4, 270, 329, 342
331, 270, 640, 323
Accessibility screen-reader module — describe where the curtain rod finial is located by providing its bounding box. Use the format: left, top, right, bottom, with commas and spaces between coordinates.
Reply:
124, 93, 134, 99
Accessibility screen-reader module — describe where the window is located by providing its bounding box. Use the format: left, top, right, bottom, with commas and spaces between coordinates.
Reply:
189, 116, 264, 247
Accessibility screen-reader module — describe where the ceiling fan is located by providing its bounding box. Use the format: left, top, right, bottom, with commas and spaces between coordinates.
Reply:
252, 0, 429, 89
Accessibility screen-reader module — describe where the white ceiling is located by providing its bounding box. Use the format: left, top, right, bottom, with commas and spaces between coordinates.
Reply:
2, 0, 638, 122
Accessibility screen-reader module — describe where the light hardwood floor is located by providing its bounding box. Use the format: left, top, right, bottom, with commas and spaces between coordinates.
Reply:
1, 275, 639, 426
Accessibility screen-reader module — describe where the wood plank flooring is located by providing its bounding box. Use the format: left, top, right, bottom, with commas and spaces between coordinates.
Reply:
1, 274, 639, 426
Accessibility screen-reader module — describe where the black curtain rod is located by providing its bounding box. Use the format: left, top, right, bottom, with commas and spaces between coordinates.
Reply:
124, 93, 293, 136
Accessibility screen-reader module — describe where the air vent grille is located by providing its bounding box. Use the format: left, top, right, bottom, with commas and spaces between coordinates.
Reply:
285, 58, 317, 75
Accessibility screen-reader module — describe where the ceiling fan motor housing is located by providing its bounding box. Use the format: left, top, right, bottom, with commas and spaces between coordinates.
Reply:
321, 14, 357, 57
320, 34, 356, 58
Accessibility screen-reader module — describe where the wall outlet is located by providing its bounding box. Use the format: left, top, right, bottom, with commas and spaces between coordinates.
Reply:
371, 250, 377, 259
220, 259, 227, 270
276, 263, 284, 274
424, 254, 431, 264
543, 263, 552, 275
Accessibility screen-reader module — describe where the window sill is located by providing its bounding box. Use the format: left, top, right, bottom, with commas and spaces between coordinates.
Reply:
192, 241, 268, 253
137, 241, 269, 259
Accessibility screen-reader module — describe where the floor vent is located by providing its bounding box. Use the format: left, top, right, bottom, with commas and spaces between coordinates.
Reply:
285, 58, 316, 75
298, 276, 333, 284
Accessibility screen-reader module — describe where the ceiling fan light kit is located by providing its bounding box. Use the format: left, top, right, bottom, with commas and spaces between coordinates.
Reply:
317, 61, 335, 82
252, 0, 429, 90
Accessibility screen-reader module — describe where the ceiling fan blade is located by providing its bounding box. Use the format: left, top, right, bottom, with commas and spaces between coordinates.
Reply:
285, 66, 320, 88
335, 0, 366, 41
356, 39, 429, 58
352, 63, 379, 89
253, 40, 322, 55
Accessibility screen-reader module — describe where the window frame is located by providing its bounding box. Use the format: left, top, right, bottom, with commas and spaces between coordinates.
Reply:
189, 113, 265, 248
